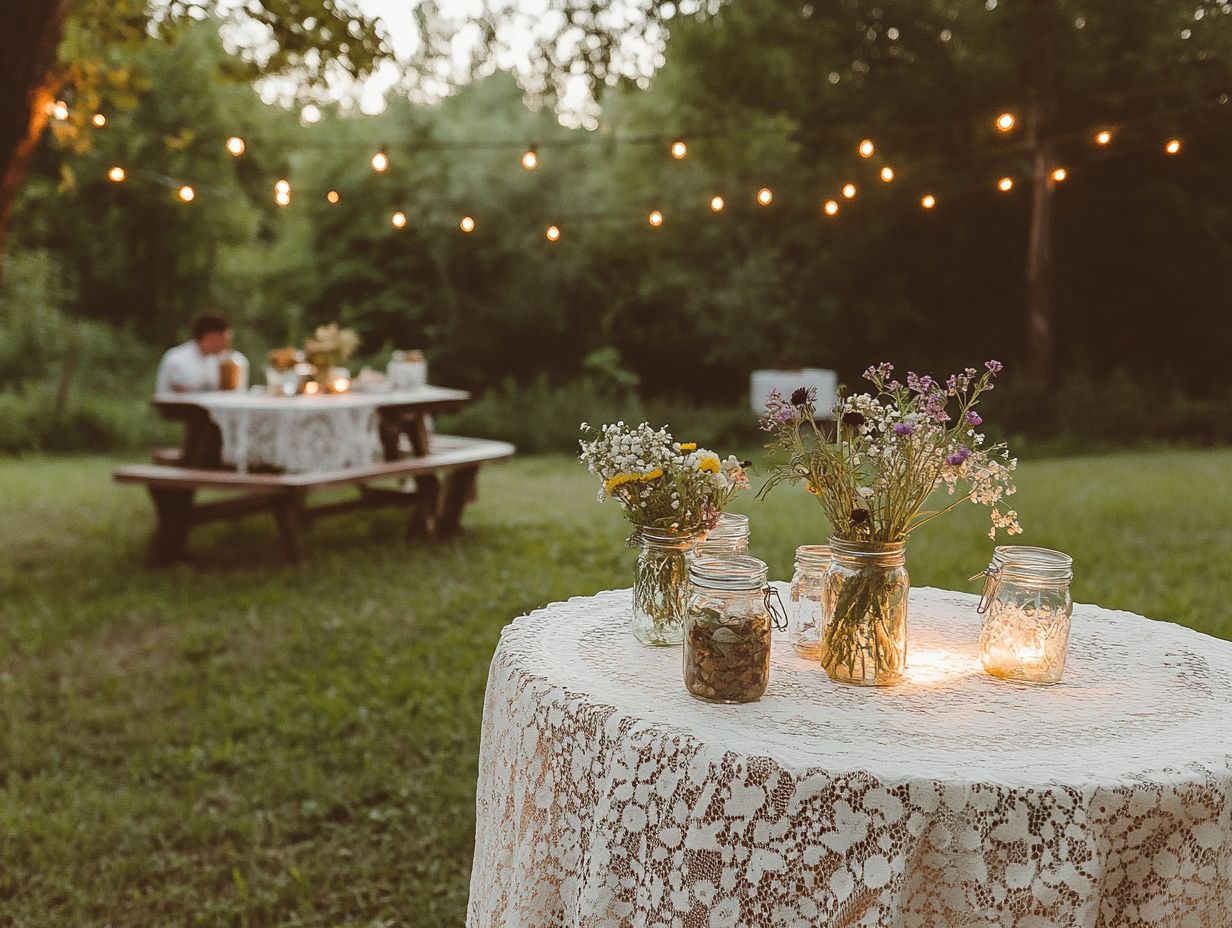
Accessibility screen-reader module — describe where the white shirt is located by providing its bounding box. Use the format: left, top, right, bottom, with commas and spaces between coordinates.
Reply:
155, 341, 248, 394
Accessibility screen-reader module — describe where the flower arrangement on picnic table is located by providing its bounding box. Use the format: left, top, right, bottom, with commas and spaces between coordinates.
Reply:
304, 323, 360, 392
759, 361, 1021, 686
579, 421, 750, 645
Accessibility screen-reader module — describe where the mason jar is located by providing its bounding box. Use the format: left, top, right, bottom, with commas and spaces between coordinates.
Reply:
694, 512, 750, 559
684, 556, 777, 703
789, 545, 831, 659
977, 546, 1074, 685
632, 527, 703, 646
821, 538, 910, 686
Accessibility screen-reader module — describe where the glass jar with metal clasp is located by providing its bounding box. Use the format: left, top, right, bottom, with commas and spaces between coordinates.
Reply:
684, 556, 786, 703
976, 546, 1074, 685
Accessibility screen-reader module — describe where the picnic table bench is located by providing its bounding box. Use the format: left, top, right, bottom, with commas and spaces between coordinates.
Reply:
114, 388, 513, 564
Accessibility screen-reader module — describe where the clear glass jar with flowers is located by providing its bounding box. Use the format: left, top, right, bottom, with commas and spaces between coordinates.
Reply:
759, 361, 1021, 686
304, 323, 360, 393
579, 422, 750, 646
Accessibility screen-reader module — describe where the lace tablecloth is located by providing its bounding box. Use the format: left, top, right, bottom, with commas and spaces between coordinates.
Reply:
161, 388, 465, 474
468, 586, 1232, 928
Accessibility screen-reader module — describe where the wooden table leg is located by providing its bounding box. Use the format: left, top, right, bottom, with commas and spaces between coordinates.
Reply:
149, 487, 195, 566
408, 474, 441, 540
437, 465, 479, 537
272, 490, 308, 563
407, 415, 432, 457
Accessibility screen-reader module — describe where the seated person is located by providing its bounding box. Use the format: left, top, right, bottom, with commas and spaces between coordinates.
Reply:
155, 313, 248, 394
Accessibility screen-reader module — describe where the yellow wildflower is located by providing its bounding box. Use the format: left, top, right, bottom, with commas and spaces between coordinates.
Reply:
678, 442, 697, 452
697, 454, 721, 475
639, 467, 665, 482
603, 473, 639, 494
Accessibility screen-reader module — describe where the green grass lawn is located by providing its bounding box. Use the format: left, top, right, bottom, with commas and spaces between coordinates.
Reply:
2, 448, 1231, 926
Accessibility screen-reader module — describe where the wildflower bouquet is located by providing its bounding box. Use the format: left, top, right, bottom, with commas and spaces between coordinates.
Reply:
580, 421, 749, 645
760, 361, 1020, 684
304, 322, 360, 390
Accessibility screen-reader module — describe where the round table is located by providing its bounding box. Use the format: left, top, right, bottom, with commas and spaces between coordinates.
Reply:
467, 586, 1232, 928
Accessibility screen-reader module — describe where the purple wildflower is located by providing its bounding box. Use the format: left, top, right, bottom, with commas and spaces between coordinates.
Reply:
906, 372, 934, 395
864, 362, 895, 382
922, 392, 950, 423
893, 423, 916, 436
985, 360, 1004, 374
946, 447, 972, 466
966, 411, 983, 426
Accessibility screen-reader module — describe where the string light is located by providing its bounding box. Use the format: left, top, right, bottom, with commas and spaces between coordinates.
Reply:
841, 183, 857, 199
371, 150, 389, 172
670, 140, 688, 159
858, 139, 875, 158
107, 166, 126, 183
997, 176, 1014, 192
709, 195, 725, 212
178, 185, 195, 203
648, 209, 664, 227
756, 187, 773, 206
92, 113, 106, 128
460, 215, 476, 232
521, 145, 538, 170
275, 179, 290, 195
1051, 167, 1068, 182
921, 194, 937, 209
326, 190, 340, 204
1165, 138, 1182, 154
545, 224, 561, 242
823, 199, 840, 216
275, 185, 291, 206
880, 166, 895, 183
226, 136, 246, 156
391, 211, 407, 229
52, 101, 68, 120
1095, 129, 1113, 146
995, 112, 1016, 132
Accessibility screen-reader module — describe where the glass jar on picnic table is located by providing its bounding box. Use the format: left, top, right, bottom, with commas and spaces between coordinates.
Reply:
693, 512, 750, 559
632, 526, 704, 646
684, 556, 785, 703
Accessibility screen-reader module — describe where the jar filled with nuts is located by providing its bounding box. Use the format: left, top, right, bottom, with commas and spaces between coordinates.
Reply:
684, 556, 785, 703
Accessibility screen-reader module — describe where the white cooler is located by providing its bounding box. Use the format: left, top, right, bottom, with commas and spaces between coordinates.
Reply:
749, 368, 838, 419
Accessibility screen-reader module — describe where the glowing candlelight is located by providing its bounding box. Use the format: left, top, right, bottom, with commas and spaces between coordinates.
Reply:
332, 377, 350, 394
304, 381, 320, 395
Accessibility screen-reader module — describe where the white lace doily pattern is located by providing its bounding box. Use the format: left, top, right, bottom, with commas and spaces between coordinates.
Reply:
468, 586, 1232, 928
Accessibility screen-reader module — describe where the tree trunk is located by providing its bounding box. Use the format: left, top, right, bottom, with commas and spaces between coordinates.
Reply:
0, 0, 74, 274
1024, 0, 1059, 392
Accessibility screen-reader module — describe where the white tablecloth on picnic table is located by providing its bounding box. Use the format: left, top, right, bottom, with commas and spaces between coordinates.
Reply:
159, 387, 466, 474
468, 585, 1232, 928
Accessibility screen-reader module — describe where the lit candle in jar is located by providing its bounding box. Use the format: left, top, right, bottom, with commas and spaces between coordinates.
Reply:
977, 547, 1074, 685
332, 377, 350, 394
303, 381, 320, 395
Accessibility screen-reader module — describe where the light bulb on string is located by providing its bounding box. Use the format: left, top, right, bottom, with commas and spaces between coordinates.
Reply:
756, 187, 773, 206
275, 179, 290, 195
1165, 138, 1182, 154
1051, 167, 1068, 183
997, 176, 1014, 192
648, 209, 664, 228
545, 224, 561, 242
823, 199, 840, 216
178, 185, 195, 203
842, 183, 857, 199
52, 101, 68, 120
92, 113, 106, 128
858, 139, 875, 158
521, 146, 538, 170
880, 166, 895, 183
460, 216, 476, 233
226, 136, 246, 156
371, 150, 390, 172
326, 190, 340, 204
1094, 129, 1113, 146
709, 195, 725, 212
107, 166, 126, 183
275, 190, 291, 207
995, 112, 1016, 132
921, 194, 937, 209
670, 139, 688, 159
391, 211, 407, 229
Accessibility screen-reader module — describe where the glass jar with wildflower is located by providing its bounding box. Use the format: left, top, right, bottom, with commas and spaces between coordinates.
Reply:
580, 422, 750, 645
304, 322, 360, 393
759, 362, 1021, 686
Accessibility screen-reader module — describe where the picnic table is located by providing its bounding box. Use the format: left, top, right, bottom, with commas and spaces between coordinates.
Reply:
115, 386, 513, 563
